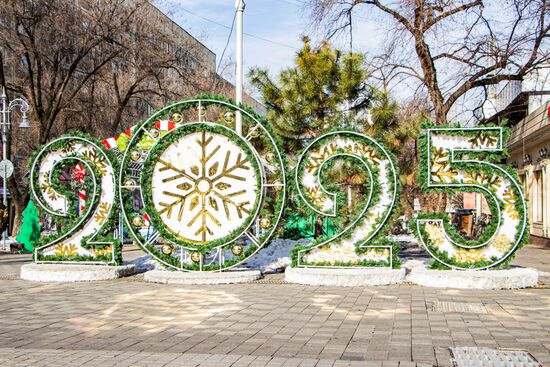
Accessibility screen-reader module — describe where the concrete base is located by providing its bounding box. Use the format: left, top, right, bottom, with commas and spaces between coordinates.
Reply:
408, 267, 539, 289
20, 263, 136, 282
285, 267, 406, 287
144, 270, 262, 285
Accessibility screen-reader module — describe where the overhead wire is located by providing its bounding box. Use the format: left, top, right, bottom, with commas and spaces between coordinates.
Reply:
216, 10, 237, 75
178, 6, 296, 50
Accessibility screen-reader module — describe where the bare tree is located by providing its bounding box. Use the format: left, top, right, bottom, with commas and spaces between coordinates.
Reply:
309, 0, 549, 124
0, 0, 212, 233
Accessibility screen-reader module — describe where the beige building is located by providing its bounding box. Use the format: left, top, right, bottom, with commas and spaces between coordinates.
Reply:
135, 3, 266, 116
483, 65, 550, 246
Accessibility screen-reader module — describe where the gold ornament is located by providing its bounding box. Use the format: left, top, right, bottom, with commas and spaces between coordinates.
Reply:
150, 128, 160, 138
265, 152, 275, 163
172, 112, 183, 123
124, 179, 137, 191
130, 151, 141, 161
191, 252, 202, 263
231, 244, 244, 256
260, 217, 271, 229
132, 216, 144, 227
248, 127, 261, 138
272, 182, 283, 191
161, 244, 174, 255
223, 111, 235, 123
197, 104, 207, 117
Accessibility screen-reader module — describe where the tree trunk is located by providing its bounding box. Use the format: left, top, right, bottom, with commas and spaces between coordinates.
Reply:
10, 194, 27, 237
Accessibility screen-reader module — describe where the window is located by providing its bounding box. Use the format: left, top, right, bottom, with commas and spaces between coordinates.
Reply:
534, 170, 544, 222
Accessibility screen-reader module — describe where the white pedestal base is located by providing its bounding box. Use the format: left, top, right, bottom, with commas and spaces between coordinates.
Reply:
408, 267, 539, 289
144, 270, 261, 285
285, 267, 406, 287
20, 263, 136, 282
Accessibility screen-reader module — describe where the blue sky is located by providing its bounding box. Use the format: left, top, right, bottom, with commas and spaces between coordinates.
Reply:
154, 0, 308, 83
153, 0, 387, 87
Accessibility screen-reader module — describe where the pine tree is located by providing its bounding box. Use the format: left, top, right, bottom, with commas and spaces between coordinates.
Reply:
248, 37, 371, 153
16, 201, 41, 253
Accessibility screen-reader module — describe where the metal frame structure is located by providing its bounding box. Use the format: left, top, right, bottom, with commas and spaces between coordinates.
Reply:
118, 98, 286, 272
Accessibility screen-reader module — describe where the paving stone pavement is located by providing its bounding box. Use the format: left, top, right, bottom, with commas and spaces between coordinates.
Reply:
1, 244, 550, 366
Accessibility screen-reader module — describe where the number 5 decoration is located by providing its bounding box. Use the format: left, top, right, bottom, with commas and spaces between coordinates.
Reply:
415, 126, 528, 270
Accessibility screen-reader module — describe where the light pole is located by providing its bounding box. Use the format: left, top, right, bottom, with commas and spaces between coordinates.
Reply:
1, 87, 31, 250
235, 0, 245, 136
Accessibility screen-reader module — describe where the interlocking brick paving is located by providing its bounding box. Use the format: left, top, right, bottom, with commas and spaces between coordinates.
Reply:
1, 244, 550, 366
2, 278, 550, 366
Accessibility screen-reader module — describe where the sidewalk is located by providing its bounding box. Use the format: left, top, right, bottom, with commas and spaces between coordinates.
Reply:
0, 244, 549, 366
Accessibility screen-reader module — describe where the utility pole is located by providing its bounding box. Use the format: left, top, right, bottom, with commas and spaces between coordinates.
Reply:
235, 0, 245, 136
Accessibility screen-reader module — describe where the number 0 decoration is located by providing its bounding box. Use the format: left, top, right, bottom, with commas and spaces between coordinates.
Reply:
119, 98, 285, 271
27, 96, 529, 272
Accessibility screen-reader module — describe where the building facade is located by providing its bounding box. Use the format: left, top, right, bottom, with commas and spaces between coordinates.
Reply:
483, 65, 550, 246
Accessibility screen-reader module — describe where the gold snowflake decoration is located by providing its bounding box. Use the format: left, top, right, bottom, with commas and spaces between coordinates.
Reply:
92, 246, 113, 256
425, 223, 445, 247
60, 141, 76, 154
344, 143, 380, 166
151, 130, 258, 244
431, 147, 458, 183
464, 172, 501, 190
306, 143, 337, 173
94, 203, 112, 225
503, 188, 520, 220
40, 183, 61, 201
469, 131, 498, 148
454, 248, 487, 264
306, 185, 325, 206
81, 149, 107, 176
490, 234, 511, 253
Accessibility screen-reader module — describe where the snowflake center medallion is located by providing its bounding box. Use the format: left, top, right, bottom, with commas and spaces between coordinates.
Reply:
196, 179, 211, 193
147, 125, 261, 246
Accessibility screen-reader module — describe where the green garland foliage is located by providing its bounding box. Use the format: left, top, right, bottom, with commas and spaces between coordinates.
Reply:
290, 130, 401, 268
412, 122, 529, 270
120, 94, 287, 271
29, 132, 122, 265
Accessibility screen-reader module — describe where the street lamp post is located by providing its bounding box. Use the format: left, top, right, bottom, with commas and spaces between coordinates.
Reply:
1, 87, 31, 250
235, 0, 245, 136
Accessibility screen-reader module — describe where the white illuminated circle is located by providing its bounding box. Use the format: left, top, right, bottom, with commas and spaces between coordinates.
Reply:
149, 129, 260, 245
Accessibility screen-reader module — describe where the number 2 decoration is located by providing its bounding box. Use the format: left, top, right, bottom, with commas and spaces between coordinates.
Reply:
293, 131, 400, 268
27, 97, 528, 271
30, 136, 119, 264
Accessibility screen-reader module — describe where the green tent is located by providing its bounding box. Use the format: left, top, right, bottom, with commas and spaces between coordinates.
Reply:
284, 212, 335, 240
16, 201, 41, 253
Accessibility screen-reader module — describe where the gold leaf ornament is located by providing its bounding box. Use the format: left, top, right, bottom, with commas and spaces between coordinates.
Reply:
54, 243, 78, 257
454, 248, 487, 264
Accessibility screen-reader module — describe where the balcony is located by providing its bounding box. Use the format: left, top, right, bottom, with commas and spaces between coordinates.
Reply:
508, 101, 550, 149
